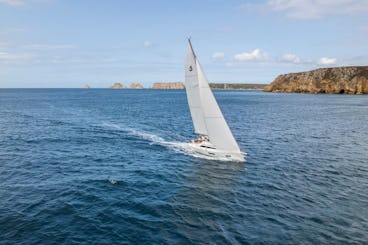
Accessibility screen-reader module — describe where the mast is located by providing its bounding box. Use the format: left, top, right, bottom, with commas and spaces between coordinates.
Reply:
188, 38, 196, 59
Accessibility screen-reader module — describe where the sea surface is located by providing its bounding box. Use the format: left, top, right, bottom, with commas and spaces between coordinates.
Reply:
0, 89, 367, 244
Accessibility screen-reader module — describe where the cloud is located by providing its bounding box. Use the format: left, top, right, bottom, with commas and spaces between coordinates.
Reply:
234, 49, 268, 62
0, 0, 24, 6
0, 0, 53, 6
340, 55, 368, 65
22, 44, 77, 50
263, 0, 368, 19
318, 57, 337, 65
212, 52, 225, 59
143, 41, 157, 48
281, 53, 301, 63
0, 51, 34, 63
0, 41, 12, 48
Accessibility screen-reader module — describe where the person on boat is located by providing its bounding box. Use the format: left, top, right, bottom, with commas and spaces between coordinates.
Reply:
193, 135, 208, 144
193, 138, 202, 144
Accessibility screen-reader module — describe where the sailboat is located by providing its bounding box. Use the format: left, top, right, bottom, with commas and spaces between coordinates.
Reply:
185, 39, 245, 162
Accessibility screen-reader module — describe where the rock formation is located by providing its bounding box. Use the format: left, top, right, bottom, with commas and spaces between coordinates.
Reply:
110, 82, 125, 89
129, 83, 144, 89
152, 82, 185, 89
150, 82, 266, 90
210, 83, 267, 90
83, 84, 90, 89
264, 66, 368, 94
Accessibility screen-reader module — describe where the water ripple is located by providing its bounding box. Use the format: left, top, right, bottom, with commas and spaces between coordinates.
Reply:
0, 89, 367, 244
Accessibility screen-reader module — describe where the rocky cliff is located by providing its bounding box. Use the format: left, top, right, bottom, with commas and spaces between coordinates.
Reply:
264, 66, 368, 94
110, 82, 125, 89
129, 83, 144, 89
152, 82, 184, 89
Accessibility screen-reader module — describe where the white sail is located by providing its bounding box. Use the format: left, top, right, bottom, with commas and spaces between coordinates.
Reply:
185, 42, 208, 135
185, 40, 241, 152
196, 60, 241, 152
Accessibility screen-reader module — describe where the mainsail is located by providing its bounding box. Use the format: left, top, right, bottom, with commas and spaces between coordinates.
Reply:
185, 40, 241, 152
185, 41, 207, 135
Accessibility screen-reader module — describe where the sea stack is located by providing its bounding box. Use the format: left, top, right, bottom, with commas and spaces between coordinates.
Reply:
110, 82, 125, 89
129, 83, 144, 89
264, 66, 368, 94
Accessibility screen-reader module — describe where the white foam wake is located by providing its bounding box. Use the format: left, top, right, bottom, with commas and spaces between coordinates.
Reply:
100, 122, 244, 162
100, 122, 190, 154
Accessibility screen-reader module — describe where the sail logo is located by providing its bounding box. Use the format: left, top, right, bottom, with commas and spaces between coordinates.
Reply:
189, 66, 193, 72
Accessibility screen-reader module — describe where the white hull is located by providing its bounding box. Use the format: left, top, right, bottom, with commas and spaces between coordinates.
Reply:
188, 142, 246, 162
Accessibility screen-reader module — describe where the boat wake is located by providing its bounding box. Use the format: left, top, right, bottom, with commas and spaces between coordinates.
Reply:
100, 122, 240, 162
100, 122, 188, 153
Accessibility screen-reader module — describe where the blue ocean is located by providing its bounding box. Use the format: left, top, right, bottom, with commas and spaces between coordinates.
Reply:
1, 89, 367, 244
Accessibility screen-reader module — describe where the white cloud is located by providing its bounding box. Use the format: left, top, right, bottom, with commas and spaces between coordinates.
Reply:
318, 57, 337, 65
234, 48, 268, 62
0, 0, 24, 6
22, 44, 77, 50
264, 0, 368, 19
0, 0, 53, 6
281, 53, 301, 63
212, 52, 225, 59
0, 41, 11, 48
143, 41, 157, 48
0, 28, 27, 37
0, 51, 34, 63
340, 55, 368, 66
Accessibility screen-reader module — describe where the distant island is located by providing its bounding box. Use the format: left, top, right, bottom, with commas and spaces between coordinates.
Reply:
129, 83, 144, 89
151, 82, 266, 90
110, 82, 125, 89
152, 82, 185, 89
82, 81, 265, 90
210, 83, 267, 90
264, 66, 368, 94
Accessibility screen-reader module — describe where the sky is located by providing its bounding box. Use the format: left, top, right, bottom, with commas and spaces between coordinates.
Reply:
0, 0, 368, 88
